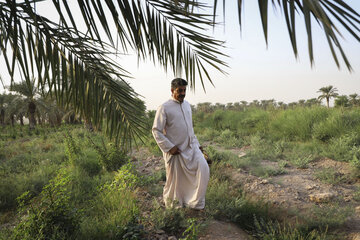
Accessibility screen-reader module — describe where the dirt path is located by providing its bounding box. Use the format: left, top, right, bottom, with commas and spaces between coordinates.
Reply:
198, 220, 251, 240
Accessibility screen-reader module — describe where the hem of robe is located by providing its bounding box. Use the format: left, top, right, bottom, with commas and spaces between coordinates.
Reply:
163, 149, 209, 211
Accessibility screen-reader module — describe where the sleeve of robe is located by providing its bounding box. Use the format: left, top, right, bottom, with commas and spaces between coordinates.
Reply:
152, 105, 175, 153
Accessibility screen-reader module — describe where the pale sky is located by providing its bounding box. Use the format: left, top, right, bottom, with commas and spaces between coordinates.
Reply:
1, 1, 359, 110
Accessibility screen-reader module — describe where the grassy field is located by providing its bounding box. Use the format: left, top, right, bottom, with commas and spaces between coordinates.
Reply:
1, 105, 360, 239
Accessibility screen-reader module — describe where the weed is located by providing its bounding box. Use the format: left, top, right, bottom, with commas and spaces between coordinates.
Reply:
325, 133, 360, 162
253, 217, 328, 240
290, 154, 313, 169
180, 218, 200, 240
306, 204, 353, 230
89, 137, 129, 171
64, 132, 80, 164
150, 201, 186, 235
78, 163, 140, 239
12, 169, 80, 240
353, 190, 360, 202
314, 168, 348, 185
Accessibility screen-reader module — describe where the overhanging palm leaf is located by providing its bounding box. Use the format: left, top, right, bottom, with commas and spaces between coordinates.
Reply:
0, 0, 227, 147
213, 0, 360, 70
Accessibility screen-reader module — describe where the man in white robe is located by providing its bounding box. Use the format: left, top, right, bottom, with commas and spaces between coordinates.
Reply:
152, 78, 210, 209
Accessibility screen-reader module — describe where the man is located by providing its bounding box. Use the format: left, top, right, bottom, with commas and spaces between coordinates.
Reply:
152, 78, 210, 209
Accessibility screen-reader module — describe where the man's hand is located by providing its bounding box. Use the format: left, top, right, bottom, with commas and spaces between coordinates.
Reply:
169, 146, 180, 155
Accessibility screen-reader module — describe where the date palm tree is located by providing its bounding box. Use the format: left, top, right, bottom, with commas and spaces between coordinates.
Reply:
334, 95, 349, 108
9, 80, 41, 129
317, 85, 339, 108
349, 93, 359, 107
1, 0, 359, 146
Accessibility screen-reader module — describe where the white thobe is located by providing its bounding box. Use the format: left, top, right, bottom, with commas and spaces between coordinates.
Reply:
152, 98, 210, 209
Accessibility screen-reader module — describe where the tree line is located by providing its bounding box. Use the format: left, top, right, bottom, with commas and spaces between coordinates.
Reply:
193, 85, 359, 113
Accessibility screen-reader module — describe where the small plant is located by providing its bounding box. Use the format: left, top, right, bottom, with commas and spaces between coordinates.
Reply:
88, 136, 129, 171
291, 154, 313, 169
273, 140, 288, 159
307, 204, 353, 230
353, 186, 360, 202
150, 201, 186, 235
315, 168, 348, 185
64, 132, 80, 164
12, 169, 79, 240
180, 218, 200, 240
325, 133, 359, 162
253, 217, 328, 240
251, 165, 286, 178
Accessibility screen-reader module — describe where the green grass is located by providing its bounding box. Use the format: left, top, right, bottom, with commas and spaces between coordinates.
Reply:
314, 168, 349, 185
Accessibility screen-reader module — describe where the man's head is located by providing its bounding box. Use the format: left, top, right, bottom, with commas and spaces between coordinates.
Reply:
171, 78, 188, 102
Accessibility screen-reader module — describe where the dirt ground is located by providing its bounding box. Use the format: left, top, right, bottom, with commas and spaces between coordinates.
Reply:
131, 145, 360, 240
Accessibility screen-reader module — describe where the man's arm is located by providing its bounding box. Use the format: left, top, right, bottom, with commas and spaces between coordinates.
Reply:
152, 105, 176, 153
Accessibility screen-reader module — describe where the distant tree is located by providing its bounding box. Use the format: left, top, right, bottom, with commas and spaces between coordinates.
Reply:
349, 93, 359, 107
197, 102, 213, 113
288, 102, 298, 108
214, 103, 225, 111
8, 80, 40, 129
233, 102, 241, 111
334, 95, 349, 108
298, 99, 306, 107
226, 102, 234, 110
305, 98, 321, 107
317, 86, 339, 108
277, 101, 286, 109
250, 100, 260, 108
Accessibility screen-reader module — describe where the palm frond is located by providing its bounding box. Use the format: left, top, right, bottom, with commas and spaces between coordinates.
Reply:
212, 0, 360, 70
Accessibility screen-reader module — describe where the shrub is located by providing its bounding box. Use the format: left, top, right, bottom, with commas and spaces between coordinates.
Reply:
324, 133, 360, 162
150, 201, 186, 235
253, 217, 328, 240
270, 107, 329, 141
314, 168, 348, 185
216, 129, 243, 148
89, 137, 129, 171
12, 169, 80, 240
77, 163, 141, 239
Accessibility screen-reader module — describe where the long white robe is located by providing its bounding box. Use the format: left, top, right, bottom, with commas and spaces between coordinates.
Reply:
152, 98, 210, 209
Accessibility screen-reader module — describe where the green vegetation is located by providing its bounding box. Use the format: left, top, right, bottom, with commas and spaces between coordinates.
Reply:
0, 126, 142, 239
1, 97, 360, 239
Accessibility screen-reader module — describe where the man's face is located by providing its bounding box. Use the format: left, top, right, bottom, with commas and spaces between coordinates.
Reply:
171, 85, 187, 102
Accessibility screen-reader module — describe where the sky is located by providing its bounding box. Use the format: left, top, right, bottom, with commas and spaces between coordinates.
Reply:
1, 1, 359, 110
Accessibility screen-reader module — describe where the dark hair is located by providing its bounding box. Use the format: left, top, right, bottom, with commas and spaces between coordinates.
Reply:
171, 78, 188, 89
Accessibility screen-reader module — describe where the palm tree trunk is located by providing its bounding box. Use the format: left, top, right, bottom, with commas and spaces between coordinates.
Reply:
19, 113, 24, 126
37, 112, 42, 126
28, 101, 36, 130
0, 109, 4, 126
10, 115, 15, 127
326, 98, 330, 108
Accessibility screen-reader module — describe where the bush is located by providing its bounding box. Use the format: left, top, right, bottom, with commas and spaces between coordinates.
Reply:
324, 133, 360, 162
253, 217, 328, 240
313, 110, 360, 142
150, 201, 187, 235
77, 163, 141, 239
12, 170, 80, 240
270, 107, 329, 141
